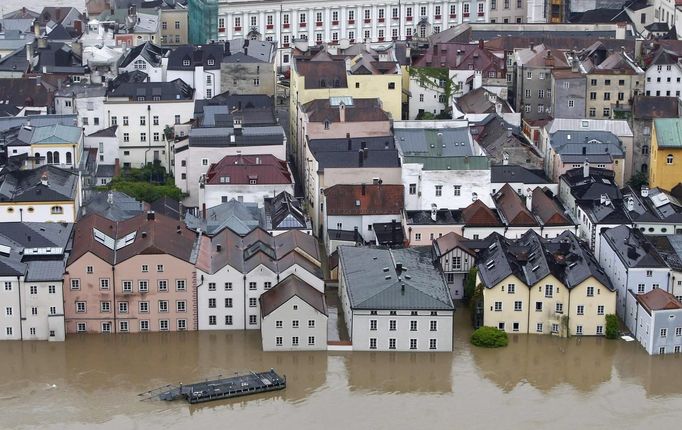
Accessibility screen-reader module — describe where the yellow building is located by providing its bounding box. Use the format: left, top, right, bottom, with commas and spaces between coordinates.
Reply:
650, 118, 682, 191
289, 45, 403, 170
477, 230, 616, 337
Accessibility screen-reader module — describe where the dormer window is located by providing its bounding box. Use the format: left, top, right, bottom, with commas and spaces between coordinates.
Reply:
207, 59, 215, 66
182, 59, 191, 66
133, 59, 146, 70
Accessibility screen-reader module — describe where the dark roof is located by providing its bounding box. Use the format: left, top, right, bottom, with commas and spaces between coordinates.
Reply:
34, 42, 85, 72
118, 42, 169, 68
632, 96, 679, 120
194, 93, 275, 127
472, 115, 542, 169
149, 196, 181, 220
532, 187, 572, 226
0, 222, 73, 279
82, 190, 145, 221
301, 98, 390, 123
645, 22, 670, 32
68, 211, 199, 266
477, 230, 612, 290
265, 191, 307, 231
46, 23, 74, 40
491, 164, 550, 184
294, 60, 348, 89
648, 235, 682, 272
433, 232, 475, 258
601, 225, 668, 269
373, 221, 405, 246
95, 164, 116, 177
87, 125, 118, 138
259, 274, 327, 317
413, 42, 505, 72
560, 167, 621, 202
205, 154, 291, 185
569, 8, 627, 24
107, 76, 194, 100
405, 209, 460, 226
185, 200, 263, 236
308, 136, 400, 170
327, 229, 364, 243
325, 184, 404, 216
188, 126, 284, 148
0, 78, 52, 108
167, 44, 224, 70
0, 165, 77, 202
223, 39, 275, 63
0, 47, 30, 74
338, 246, 454, 311
456, 88, 513, 114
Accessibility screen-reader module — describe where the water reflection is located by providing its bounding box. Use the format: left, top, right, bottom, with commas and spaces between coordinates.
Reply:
471, 334, 616, 393
613, 340, 682, 398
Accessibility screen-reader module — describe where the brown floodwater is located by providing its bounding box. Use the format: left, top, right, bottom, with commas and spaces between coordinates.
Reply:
1, 310, 682, 430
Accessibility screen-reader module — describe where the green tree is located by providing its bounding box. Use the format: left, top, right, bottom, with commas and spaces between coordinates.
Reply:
471, 326, 508, 348
627, 171, 649, 191
464, 267, 478, 303
96, 162, 184, 203
605, 314, 620, 339
408, 66, 461, 118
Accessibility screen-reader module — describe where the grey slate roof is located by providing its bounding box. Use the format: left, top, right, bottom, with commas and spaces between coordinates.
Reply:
188, 126, 284, 147
87, 125, 118, 138
264, 191, 308, 231
81, 190, 145, 221
0, 165, 78, 202
602, 225, 668, 269
308, 136, 400, 170
0, 222, 73, 280
561, 167, 621, 202
167, 44, 224, 70
338, 246, 454, 311
107, 77, 194, 100
491, 165, 551, 184
223, 39, 275, 63
550, 130, 624, 159
95, 164, 116, 177
185, 199, 264, 236
0, 115, 77, 133
118, 41, 169, 68
395, 127, 474, 157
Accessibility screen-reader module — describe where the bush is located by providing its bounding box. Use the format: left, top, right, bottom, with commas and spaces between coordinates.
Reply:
471, 326, 508, 348
605, 314, 620, 339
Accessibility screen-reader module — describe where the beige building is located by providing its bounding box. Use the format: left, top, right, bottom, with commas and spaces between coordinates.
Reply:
159, 7, 189, 46
477, 229, 616, 337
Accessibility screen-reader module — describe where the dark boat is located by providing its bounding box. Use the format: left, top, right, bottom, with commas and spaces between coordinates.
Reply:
140, 369, 286, 404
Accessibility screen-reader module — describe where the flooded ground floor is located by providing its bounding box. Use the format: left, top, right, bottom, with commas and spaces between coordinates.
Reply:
1, 309, 682, 429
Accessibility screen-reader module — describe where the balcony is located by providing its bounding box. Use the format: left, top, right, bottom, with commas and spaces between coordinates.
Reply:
234, 26, 241, 31
478, 12, 485, 17
463, 13, 470, 18
283, 23, 290, 29
332, 20, 339, 25
450, 13, 457, 19
266, 24, 273, 29
379, 18, 385, 23
348, 19, 355, 24
299, 22, 307, 28
364, 18, 371, 23
316, 21, 323, 27
406, 16, 413, 21
435, 14, 441, 20
218, 27, 225, 33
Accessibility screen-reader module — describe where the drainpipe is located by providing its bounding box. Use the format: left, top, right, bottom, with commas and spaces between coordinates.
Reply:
143, 104, 151, 167
243, 274, 247, 330
17, 275, 23, 340
566, 284, 571, 338
112, 265, 117, 333
526, 281, 531, 334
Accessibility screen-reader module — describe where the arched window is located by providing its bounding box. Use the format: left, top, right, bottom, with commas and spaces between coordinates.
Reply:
667, 154, 674, 165
642, 145, 649, 155
51, 206, 63, 214
65, 152, 72, 165
46, 152, 53, 164
34, 152, 40, 165
642, 163, 648, 173
53, 152, 60, 164
133, 59, 146, 70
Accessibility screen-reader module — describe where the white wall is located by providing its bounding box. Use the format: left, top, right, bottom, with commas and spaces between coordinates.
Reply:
119, 58, 164, 82
21, 280, 66, 341
202, 183, 294, 209
0, 277, 22, 340
409, 74, 447, 119
84, 135, 119, 166
261, 295, 327, 351
403, 163, 493, 210
351, 310, 454, 351
0, 202, 77, 223
325, 213, 400, 245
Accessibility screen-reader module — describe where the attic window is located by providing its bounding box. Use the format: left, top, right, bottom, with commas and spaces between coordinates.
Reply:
531, 265, 539, 272
207, 59, 215, 66
183, 59, 191, 66
220, 176, 230, 183
249, 178, 257, 185
355, 200, 361, 206
581, 120, 589, 128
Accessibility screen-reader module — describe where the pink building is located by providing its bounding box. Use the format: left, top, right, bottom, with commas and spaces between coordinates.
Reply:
64, 211, 199, 334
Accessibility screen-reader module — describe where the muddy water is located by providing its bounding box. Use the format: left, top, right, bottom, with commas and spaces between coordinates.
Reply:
1, 311, 681, 430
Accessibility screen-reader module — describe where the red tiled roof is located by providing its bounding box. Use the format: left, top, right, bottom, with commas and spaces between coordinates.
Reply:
493, 184, 537, 226
461, 200, 501, 226
325, 184, 404, 216
532, 187, 571, 226
636, 288, 682, 315
413, 42, 505, 73
205, 154, 292, 185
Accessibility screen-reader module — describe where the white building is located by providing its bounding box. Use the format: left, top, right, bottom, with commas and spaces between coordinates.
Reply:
195, 228, 323, 331
199, 154, 294, 209
644, 48, 682, 98
338, 246, 454, 351
599, 225, 671, 317
625, 288, 682, 355
54, 84, 108, 136
216, 0, 491, 58
117, 42, 169, 82
260, 274, 328, 351
0, 223, 72, 341
166, 44, 223, 100
175, 125, 286, 209
395, 120, 493, 210
104, 73, 195, 170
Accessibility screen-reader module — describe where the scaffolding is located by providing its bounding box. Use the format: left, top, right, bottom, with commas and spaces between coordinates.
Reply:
188, 0, 218, 44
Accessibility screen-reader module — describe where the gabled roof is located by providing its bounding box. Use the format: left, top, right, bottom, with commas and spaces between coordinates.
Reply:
294, 60, 348, 89
68, 212, 199, 266
107, 76, 194, 101
82, 190, 145, 221
532, 187, 572, 226
265, 191, 307, 231
205, 154, 291, 185
260, 274, 327, 317
118, 41, 168, 68
560, 166, 621, 201
433, 232, 475, 258
461, 199, 502, 226
301, 98, 390, 123
167, 44, 224, 70
338, 246, 453, 311
0, 79, 53, 108
185, 200, 263, 236
492, 184, 537, 226
491, 165, 550, 184
601, 225, 667, 269
324, 184, 403, 216
635, 288, 682, 315
87, 125, 118, 138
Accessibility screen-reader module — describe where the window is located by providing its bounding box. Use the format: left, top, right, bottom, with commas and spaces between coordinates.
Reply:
389, 320, 397, 331
208, 298, 216, 308
661, 328, 668, 337
535, 302, 543, 312
525, 89, 531, 98
249, 315, 257, 325
435, 185, 442, 196
430, 321, 437, 331
494, 302, 502, 312
159, 300, 169, 313
153, 132, 160, 142
225, 282, 232, 291
156, 280, 167, 292
576, 325, 583, 335
86, 266, 94, 274
409, 183, 416, 194
597, 305, 605, 315
370, 319, 377, 331
138, 280, 148, 292
249, 298, 257, 307
122, 281, 132, 293
176, 280, 186, 291
667, 154, 674, 165
556, 303, 563, 314
514, 301, 522, 311
77, 323, 86, 333
224, 297, 233, 308
139, 302, 149, 313
76, 302, 86, 313
369, 338, 377, 349
249, 282, 257, 290
587, 287, 594, 297
507, 284, 516, 294
545, 285, 553, 298
415, 233, 422, 241
638, 284, 645, 294
603, 108, 610, 117
276, 337, 283, 346
225, 315, 233, 325
71, 279, 80, 290
6, 327, 12, 336
292, 336, 299, 346
452, 185, 462, 196
410, 320, 418, 331
209, 315, 217, 326
577, 305, 584, 315
676, 327, 682, 337
410, 339, 417, 350
568, 99, 575, 108
308, 336, 315, 346
123, 133, 129, 143
174, 115, 181, 125
659, 347, 666, 354
176, 301, 186, 312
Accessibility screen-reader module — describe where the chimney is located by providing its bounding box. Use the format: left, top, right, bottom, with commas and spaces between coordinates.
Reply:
347, 137, 352, 151
114, 159, 121, 177
147, 210, 155, 221
525, 188, 533, 211
583, 159, 589, 178
361, 183, 366, 195
502, 152, 509, 165
216, 244, 222, 252
358, 149, 363, 167
641, 186, 649, 198
40, 172, 48, 186
395, 263, 403, 275
202, 203, 207, 219
478, 39, 484, 49
339, 103, 346, 122
431, 203, 437, 222
34, 21, 40, 38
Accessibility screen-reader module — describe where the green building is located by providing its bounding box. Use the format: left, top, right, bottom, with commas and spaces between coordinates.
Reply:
188, 0, 218, 44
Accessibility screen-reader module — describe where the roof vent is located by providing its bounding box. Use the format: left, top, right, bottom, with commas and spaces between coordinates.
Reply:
383, 267, 390, 272
141, 232, 147, 238
216, 244, 222, 252
384, 275, 391, 280
531, 265, 539, 272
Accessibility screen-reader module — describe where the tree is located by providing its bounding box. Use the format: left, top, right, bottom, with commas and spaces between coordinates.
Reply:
471, 326, 508, 348
627, 171, 649, 191
605, 314, 620, 339
96, 163, 184, 202
408, 66, 461, 118
464, 267, 478, 303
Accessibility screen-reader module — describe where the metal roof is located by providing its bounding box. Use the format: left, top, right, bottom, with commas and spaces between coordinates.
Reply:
654, 118, 682, 148
548, 118, 633, 137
